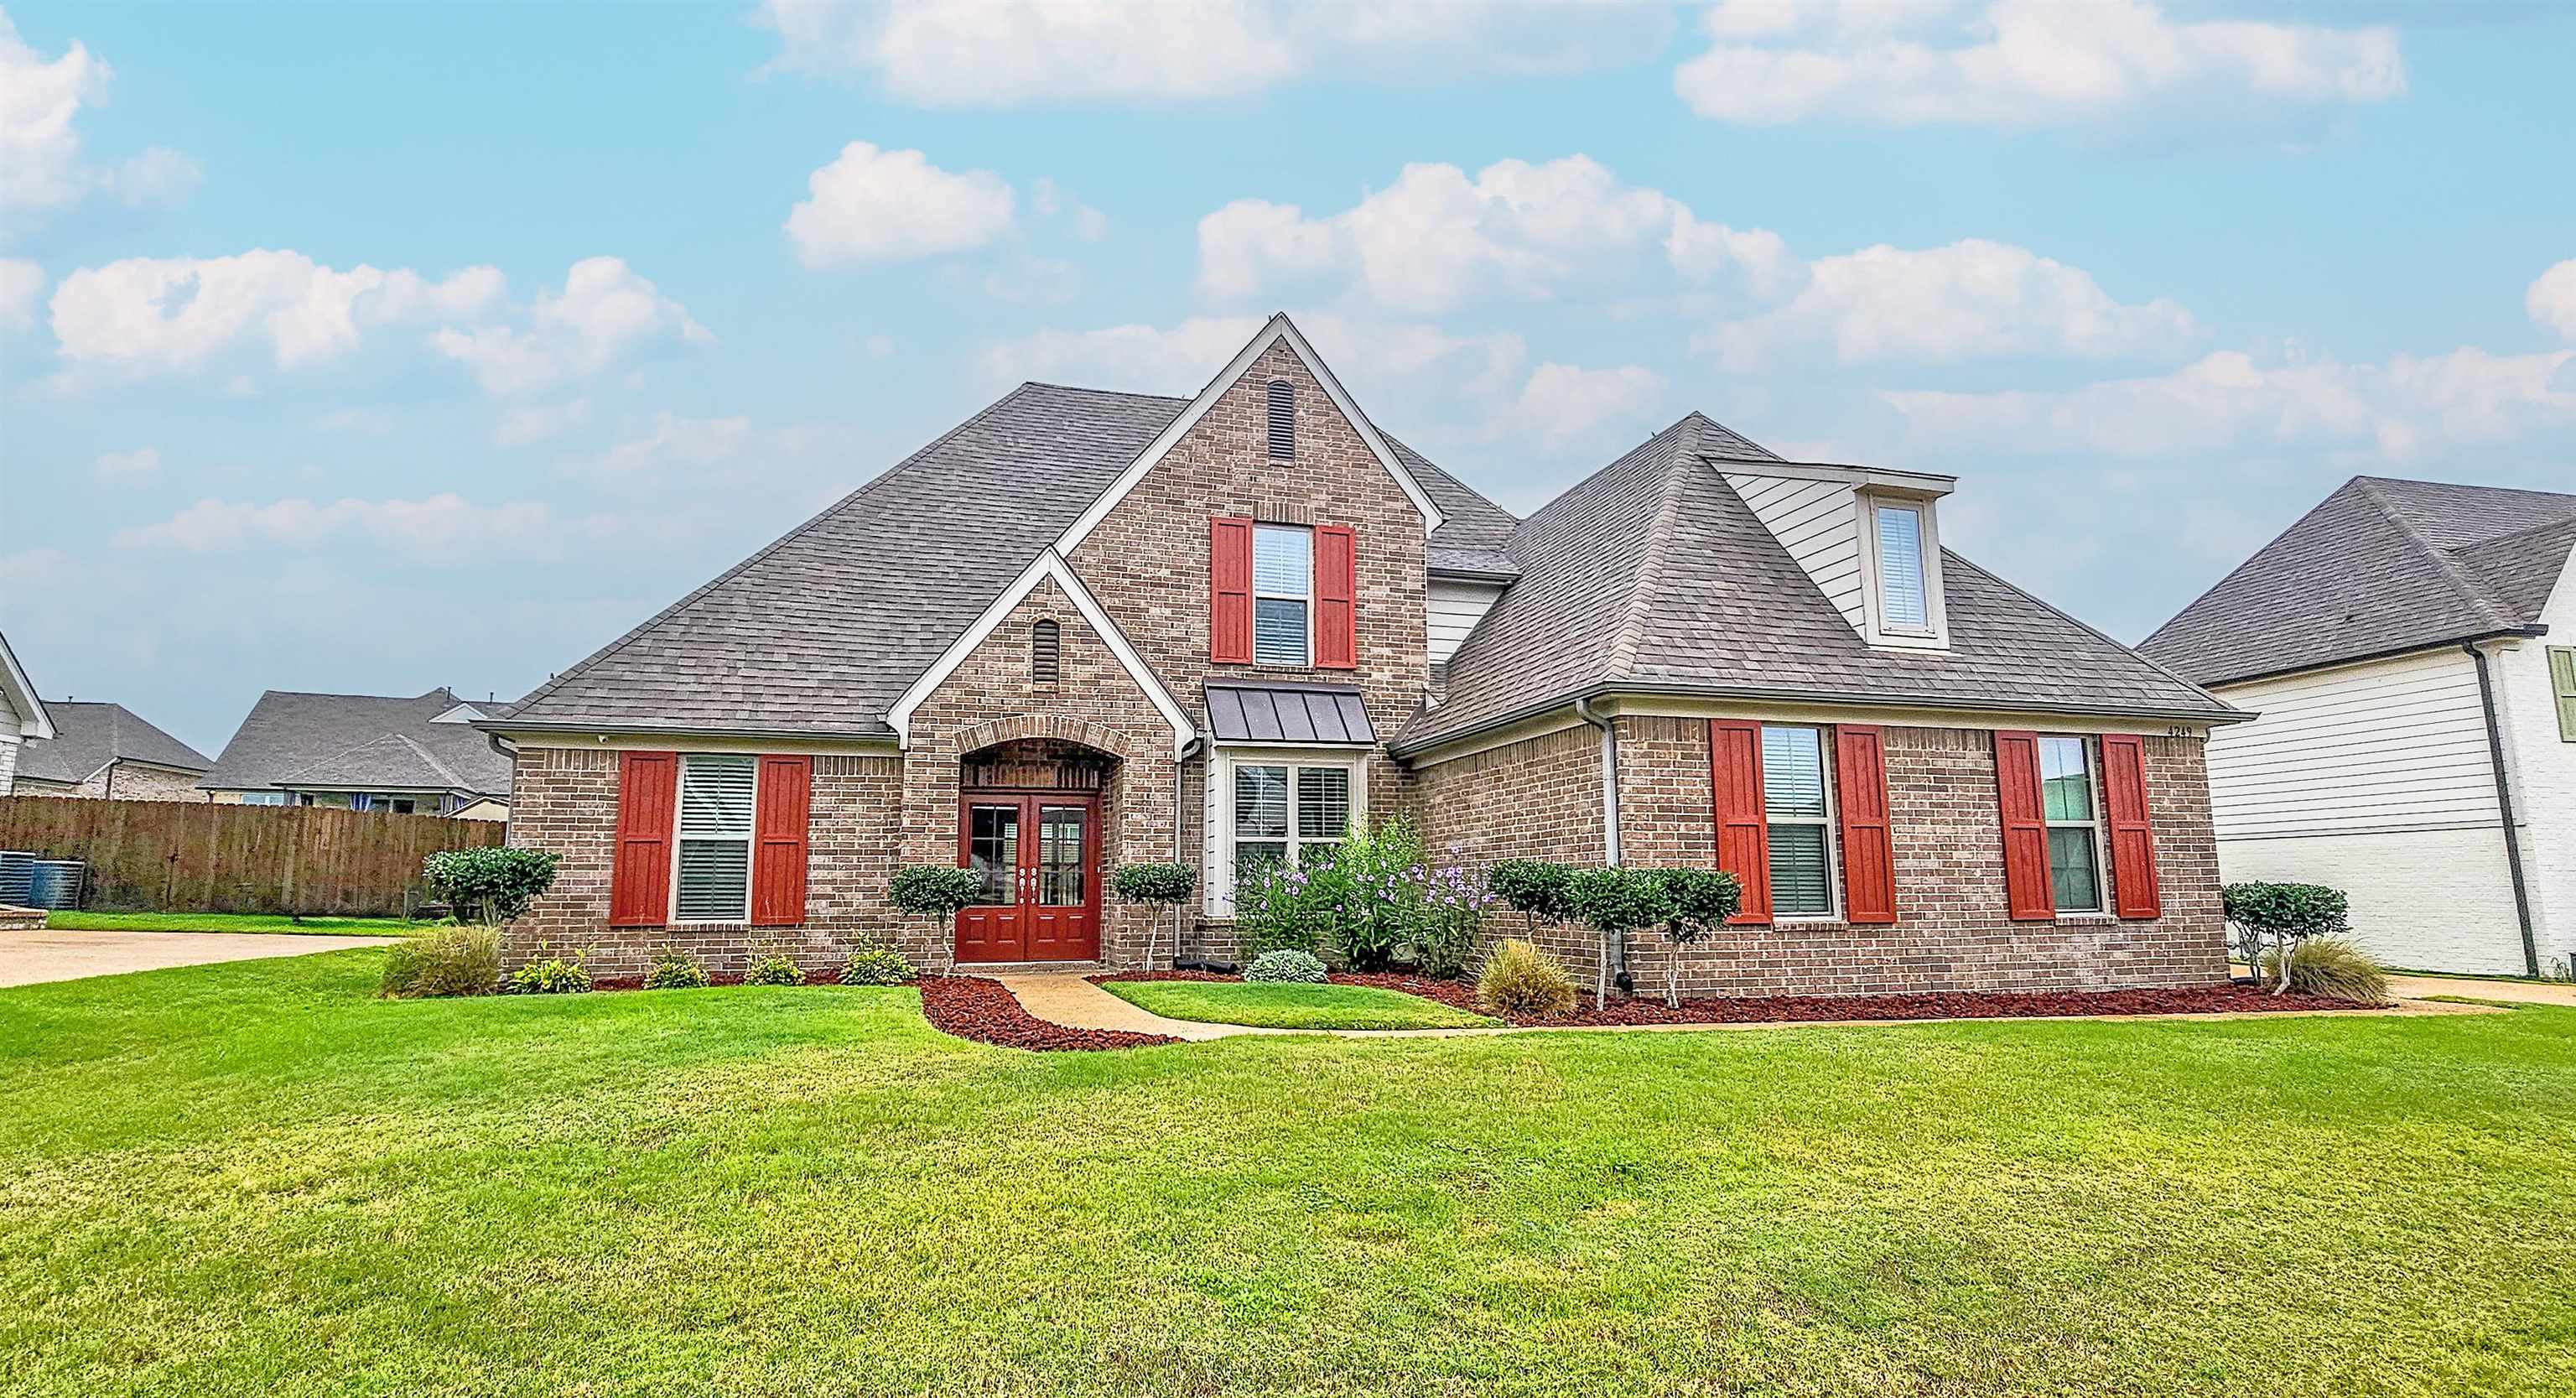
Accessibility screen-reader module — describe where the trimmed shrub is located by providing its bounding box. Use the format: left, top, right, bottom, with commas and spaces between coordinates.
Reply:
1244, 948, 1329, 984
507, 951, 591, 995
421, 848, 560, 925
1649, 866, 1743, 1008
1111, 862, 1197, 905
379, 924, 499, 998
643, 953, 709, 990
1568, 866, 1674, 1008
1489, 859, 1578, 928
2224, 881, 2351, 992
1477, 938, 1577, 1018
742, 954, 806, 987
889, 865, 985, 922
2262, 936, 2390, 1006
841, 947, 917, 986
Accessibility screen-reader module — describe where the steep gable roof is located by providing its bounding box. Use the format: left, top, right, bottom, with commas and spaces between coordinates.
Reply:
200, 688, 512, 796
281, 733, 470, 791
2140, 475, 2576, 686
15, 701, 212, 785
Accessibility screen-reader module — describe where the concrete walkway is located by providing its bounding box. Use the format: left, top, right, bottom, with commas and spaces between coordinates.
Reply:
991, 970, 2504, 1042
0, 928, 400, 989
2386, 974, 2576, 1007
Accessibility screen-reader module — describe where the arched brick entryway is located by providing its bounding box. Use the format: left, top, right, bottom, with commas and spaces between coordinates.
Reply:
953, 732, 1124, 964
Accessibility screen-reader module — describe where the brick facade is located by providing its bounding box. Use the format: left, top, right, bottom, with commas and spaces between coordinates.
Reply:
12, 761, 207, 802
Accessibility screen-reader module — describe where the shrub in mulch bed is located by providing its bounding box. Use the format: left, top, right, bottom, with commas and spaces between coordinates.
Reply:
916, 975, 1176, 1052
1099, 969, 2366, 1027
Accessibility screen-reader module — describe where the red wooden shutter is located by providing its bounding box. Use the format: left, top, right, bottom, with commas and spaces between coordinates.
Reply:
1834, 725, 1898, 924
1710, 719, 1772, 924
750, 754, 812, 927
2099, 734, 2162, 919
1316, 523, 1357, 669
608, 751, 678, 928
1210, 516, 1253, 664
1992, 731, 2054, 922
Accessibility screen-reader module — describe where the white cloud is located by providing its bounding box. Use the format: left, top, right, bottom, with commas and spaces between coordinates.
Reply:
757, 0, 1665, 107
92, 445, 158, 484
496, 398, 589, 445
113, 494, 554, 559
0, 256, 41, 329
1031, 177, 1109, 242
430, 257, 710, 396
1702, 237, 2197, 367
1493, 362, 1666, 449
1197, 154, 1794, 315
786, 141, 1016, 268
2528, 258, 2576, 344
1675, 0, 2404, 128
46, 250, 504, 377
1, 9, 199, 217
582, 412, 754, 485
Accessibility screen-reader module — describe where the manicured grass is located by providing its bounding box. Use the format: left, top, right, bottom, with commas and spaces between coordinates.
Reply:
43, 910, 418, 935
1099, 977, 1500, 1030
3, 954, 2572, 1397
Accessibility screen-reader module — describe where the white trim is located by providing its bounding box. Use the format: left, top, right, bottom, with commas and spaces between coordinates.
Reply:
1857, 491, 1950, 651
1760, 723, 1841, 921
1703, 456, 1958, 497
1054, 313, 1443, 554
0, 631, 54, 741
1202, 746, 1368, 918
508, 731, 898, 756
1251, 522, 1315, 667
670, 751, 760, 927
886, 548, 1197, 759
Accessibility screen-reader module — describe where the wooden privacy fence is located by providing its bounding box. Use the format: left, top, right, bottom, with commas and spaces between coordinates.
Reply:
0, 798, 506, 915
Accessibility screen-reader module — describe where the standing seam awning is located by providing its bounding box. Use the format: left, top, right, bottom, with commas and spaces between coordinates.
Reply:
1202, 681, 1376, 746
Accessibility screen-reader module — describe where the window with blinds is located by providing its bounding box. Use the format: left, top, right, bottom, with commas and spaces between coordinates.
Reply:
1224, 758, 1356, 902
1252, 524, 1312, 666
1874, 501, 1929, 631
1761, 725, 1835, 917
674, 753, 756, 922
2038, 735, 2105, 912
1266, 379, 1295, 459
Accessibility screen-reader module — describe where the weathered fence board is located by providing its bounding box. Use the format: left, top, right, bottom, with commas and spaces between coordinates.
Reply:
0, 798, 505, 915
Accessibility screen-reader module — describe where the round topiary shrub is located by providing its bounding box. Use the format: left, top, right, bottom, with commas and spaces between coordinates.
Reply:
742, 954, 806, 987
841, 947, 916, 986
642, 953, 709, 990
1244, 948, 1329, 984
1476, 938, 1577, 1018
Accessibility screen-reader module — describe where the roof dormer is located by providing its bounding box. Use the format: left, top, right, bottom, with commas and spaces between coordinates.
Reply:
1714, 457, 1956, 652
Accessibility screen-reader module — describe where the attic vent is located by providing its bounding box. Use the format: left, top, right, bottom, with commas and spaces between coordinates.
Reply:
1266, 380, 1295, 460
1031, 619, 1061, 685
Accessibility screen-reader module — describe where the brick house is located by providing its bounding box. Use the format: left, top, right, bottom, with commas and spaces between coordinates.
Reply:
486, 315, 2245, 995
10, 700, 213, 801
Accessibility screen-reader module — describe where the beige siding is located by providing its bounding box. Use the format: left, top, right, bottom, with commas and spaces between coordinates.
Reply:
1426, 578, 1505, 667
1725, 472, 1862, 629
2205, 648, 2500, 840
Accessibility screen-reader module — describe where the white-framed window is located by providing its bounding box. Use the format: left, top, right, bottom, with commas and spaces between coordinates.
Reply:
1252, 523, 1313, 667
1859, 492, 1945, 647
1208, 750, 1363, 913
1761, 725, 1837, 918
2038, 736, 2108, 914
673, 752, 758, 922
240, 791, 287, 806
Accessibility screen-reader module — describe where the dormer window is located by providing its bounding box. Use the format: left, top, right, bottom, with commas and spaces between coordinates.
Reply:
1860, 491, 1948, 648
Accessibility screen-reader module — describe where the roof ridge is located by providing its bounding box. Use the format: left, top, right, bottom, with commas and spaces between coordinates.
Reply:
2350, 472, 2576, 504
2142, 476, 2365, 653
391, 732, 465, 788
2447, 509, 2576, 553
1603, 419, 1703, 682
1015, 380, 1192, 406
2352, 476, 2517, 631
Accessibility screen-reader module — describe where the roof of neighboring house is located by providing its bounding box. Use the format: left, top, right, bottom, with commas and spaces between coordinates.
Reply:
1396, 414, 2237, 751
13, 701, 213, 786
501, 382, 1523, 738
200, 688, 513, 796
2139, 476, 2576, 686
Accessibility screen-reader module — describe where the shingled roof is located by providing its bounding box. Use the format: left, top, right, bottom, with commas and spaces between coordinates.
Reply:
501, 382, 1519, 738
200, 688, 512, 796
1395, 413, 2237, 751
2139, 476, 2576, 687
15, 701, 212, 786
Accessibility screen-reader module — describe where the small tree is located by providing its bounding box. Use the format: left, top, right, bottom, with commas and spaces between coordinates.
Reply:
1567, 866, 1673, 1010
2221, 881, 2350, 995
1489, 859, 1578, 935
1649, 867, 1742, 1009
1112, 861, 1197, 967
421, 847, 560, 924
889, 865, 984, 969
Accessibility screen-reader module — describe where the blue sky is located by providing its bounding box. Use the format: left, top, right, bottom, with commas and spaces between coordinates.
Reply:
4, 1, 2571, 754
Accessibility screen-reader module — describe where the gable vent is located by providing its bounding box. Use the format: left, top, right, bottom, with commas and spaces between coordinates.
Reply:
1266, 380, 1295, 460
1031, 619, 1061, 685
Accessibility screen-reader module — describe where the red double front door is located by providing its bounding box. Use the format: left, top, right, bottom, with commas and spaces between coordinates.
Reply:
954, 792, 1100, 963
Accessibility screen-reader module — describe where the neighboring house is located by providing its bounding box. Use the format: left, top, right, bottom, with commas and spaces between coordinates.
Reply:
200, 687, 515, 817
2142, 476, 2576, 978
487, 314, 2243, 994
11, 701, 213, 800
0, 631, 55, 797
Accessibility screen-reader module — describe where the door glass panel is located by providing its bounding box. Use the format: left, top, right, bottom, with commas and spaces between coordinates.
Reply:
1038, 807, 1087, 907
968, 804, 1019, 905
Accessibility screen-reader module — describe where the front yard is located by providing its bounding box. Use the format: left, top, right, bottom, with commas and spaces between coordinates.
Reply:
2, 951, 2569, 1397
1097, 977, 1501, 1030
42, 910, 421, 935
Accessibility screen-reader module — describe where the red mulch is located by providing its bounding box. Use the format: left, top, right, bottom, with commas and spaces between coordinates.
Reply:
916, 974, 1177, 1052
1096, 969, 2363, 1027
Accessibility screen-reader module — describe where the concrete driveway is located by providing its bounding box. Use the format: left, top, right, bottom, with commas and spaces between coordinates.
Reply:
0, 928, 400, 989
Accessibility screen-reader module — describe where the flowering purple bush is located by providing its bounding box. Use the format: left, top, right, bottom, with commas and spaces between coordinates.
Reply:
1231, 824, 1492, 977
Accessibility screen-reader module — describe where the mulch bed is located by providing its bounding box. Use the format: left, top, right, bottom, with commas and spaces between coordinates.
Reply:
917, 975, 1177, 1052
1097, 969, 2365, 1027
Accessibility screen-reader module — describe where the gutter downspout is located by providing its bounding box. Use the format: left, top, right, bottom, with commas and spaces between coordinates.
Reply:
1175, 735, 1202, 969
2464, 642, 2541, 977
1573, 698, 1631, 993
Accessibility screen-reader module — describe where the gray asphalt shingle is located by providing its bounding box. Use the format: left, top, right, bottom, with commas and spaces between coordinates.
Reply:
200, 689, 512, 796
15, 701, 212, 786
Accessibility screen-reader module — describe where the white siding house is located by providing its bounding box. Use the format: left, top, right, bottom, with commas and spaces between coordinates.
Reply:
0, 631, 56, 798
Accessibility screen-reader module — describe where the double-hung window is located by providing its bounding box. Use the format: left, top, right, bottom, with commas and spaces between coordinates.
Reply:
1252, 524, 1312, 666
1761, 725, 1836, 917
1223, 758, 1354, 902
674, 753, 757, 922
2038, 736, 2106, 913
1874, 502, 1929, 631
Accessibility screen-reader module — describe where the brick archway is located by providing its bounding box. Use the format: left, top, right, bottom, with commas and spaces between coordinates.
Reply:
954, 713, 1135, 762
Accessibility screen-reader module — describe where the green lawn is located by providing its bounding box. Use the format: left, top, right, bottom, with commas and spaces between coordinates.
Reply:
3, 952, 2572, 1398
1098, 977, 1501, 1030
43, 910, 419, 934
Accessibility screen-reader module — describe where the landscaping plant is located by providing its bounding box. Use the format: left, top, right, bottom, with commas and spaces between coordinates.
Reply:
840, 945, 916, 986
1244, 948, 1329, 984
2262, 935, 2390, 1006
506, 949, 591, 995
888, 865, 984, 968
1233, 860, 1320, 961
741, 954, 807, 987
1489, 859, 1579, 935
1308, 817, 1429, 972
377, 924, 499, 999
1649, 867, 1742, 1009
1111, 860, 1197, 967
642, 953, 709, 990
1568, 866, 1674, 1009
1475, 938, 1578, 1017
420, 848, 561, 925
2222, 881, 2350, 995
1409, 850, 1492, 979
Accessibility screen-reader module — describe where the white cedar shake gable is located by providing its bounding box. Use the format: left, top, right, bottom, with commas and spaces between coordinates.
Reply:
887, 548, 1196, 756
1054, 312, 1444, 553
1720, 459, 1958, 651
